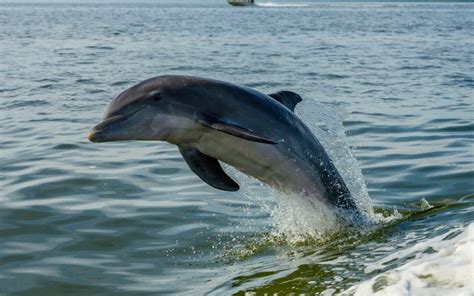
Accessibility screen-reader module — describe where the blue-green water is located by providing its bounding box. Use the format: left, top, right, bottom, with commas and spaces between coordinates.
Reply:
0, 1, 473, 295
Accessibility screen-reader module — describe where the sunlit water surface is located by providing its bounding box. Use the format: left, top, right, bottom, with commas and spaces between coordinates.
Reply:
0, 1, 473, 295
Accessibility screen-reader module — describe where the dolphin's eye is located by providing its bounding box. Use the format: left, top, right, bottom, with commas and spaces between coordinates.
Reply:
147, 92, 162, 102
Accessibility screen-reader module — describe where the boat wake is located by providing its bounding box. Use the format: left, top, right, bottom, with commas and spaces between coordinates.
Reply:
256, 2, 309, 8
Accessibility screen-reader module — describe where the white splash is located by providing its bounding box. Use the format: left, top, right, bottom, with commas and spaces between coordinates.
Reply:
225, 101, 379, 242
345, 223, 474, 296
269, 191, 343, 242
420, 198, 433, 211
296, 101, 375, 218
224, 165, 344, 242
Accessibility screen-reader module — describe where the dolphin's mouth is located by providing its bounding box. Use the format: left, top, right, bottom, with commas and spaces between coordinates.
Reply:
88, 115, 126, 142
88, 105, 150, 142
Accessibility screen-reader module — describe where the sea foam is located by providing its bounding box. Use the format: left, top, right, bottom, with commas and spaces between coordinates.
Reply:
344, 223, 474, 296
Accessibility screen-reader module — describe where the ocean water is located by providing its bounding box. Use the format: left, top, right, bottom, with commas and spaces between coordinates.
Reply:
0, 1, 473, 295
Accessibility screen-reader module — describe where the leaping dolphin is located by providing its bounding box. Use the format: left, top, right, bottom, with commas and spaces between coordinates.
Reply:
88, 75, 363, 222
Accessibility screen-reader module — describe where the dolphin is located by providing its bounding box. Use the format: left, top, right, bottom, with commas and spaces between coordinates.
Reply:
88, 75, 363, 222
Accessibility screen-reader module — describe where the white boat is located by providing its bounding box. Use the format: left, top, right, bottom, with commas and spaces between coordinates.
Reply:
227, 0, 254, 6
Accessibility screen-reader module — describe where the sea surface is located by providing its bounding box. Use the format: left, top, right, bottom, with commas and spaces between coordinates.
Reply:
0, 1, 473, 295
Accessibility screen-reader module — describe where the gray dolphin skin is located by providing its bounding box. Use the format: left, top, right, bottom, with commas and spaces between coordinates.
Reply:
88, 75, 363, 222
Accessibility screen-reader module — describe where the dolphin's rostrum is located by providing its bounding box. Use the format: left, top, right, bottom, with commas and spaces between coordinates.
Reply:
89, 75, 363, 222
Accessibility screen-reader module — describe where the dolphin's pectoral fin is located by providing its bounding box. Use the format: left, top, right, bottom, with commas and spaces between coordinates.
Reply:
198, 117, 277, 144
267, 91, 302, 112
179, 145, 240, 192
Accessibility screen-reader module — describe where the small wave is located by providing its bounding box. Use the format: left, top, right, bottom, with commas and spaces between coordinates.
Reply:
1, 100, 50, 110
345, 223, 474, 296
111, 80, 133, 87
76, 78, 100, 85
52, 143, 81, 150
256, 2, 308, 8
321, 73, 350, 80
85, 45, 114, 50
0, 87, 21, 93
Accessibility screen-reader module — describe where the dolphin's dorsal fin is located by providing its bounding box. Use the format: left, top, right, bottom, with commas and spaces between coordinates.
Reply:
267, 91, 302, 112
179, 145, 240, 192
198, 114, 277, 144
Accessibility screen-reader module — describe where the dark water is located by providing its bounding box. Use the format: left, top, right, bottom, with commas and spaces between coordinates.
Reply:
0, 1, 473, 295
